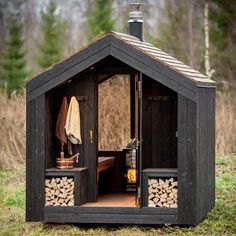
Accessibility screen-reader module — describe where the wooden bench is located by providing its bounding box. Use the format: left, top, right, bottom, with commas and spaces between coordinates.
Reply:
97, 156, 116, 182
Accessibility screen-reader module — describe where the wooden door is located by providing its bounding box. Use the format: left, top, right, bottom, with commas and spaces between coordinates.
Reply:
142, 75, 177, 169
83, 71, 97, 202
131, 73, 142, 207
65, 71, 97, 202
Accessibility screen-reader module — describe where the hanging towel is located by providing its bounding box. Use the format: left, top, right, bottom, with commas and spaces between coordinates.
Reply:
65, 96, 82, 144
55, 96, 72, 155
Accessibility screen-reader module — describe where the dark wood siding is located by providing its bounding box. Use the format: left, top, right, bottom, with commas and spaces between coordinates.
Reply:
142, 75, 177, 169
27, 46, 110, 102
27, 35, 113, 96
45, 94, 53, 168
44, 206, 178, 224
26, 99, 35, 221
25, 32, 216, 225
110, 39, 197, 102
83, 71, 97, 201
44, 212, 177, 224
178, 95, 197, 225
27, 34, 216, 103
46, 71, 97, 202
196, 87, 215, 223
26, 94, 45, 221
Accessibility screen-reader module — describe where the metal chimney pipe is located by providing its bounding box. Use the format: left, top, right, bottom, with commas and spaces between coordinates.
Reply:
128, 2, 144, 41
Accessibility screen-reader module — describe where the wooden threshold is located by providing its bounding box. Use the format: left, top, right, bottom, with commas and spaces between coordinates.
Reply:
83, 193, 136, 207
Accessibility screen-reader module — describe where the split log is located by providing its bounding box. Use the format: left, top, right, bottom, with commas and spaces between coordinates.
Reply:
45, 177, 74, 206
148, 177, 178, 208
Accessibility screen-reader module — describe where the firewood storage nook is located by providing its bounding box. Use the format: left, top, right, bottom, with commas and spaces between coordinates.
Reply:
26, 3, 216, 226
44, 168, 88, 207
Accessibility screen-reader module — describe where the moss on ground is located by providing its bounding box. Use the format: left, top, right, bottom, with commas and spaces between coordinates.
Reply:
0, 155, 235, 236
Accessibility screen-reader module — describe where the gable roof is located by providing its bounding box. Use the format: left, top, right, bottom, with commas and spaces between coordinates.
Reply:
27, 31, 216, 102
113, 32, 209, 82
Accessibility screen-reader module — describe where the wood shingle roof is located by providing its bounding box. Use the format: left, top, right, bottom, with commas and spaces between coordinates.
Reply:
27, 31, 216, 102
112, 31, 212, 83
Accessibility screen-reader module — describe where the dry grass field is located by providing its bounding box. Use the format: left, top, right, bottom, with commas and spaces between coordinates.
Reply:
216, 91, 236, 155
98, 75, 130, 151
0, 82, 235, 235
0, 82, 235, 169
0, 92, 25, 169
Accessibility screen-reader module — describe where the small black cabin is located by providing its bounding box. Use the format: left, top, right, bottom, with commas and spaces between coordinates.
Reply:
26, 9, 216, 226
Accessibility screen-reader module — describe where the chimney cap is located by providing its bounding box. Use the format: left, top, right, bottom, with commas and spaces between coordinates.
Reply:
129, 11, 143, 22
128, 0, 146, 5
128, 0, 146, 12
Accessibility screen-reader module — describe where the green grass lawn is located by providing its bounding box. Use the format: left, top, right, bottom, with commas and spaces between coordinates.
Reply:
0, 155, 235, 236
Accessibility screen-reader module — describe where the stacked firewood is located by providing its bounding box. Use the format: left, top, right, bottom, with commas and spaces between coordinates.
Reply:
45, 177, 74, 206
148, 177, 178, 208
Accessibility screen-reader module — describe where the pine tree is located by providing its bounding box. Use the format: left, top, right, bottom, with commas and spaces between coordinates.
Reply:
38, 1, 64, 69
87, 0, 114, 42
1, 13, 28, 97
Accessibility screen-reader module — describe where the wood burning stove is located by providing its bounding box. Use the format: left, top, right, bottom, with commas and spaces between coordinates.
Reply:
123, 148, 137, 192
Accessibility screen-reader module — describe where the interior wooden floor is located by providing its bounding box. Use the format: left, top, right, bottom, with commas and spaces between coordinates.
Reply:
82, 193, 136, 207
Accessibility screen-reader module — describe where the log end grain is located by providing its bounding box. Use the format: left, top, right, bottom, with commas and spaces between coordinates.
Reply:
45, 177, 74, 207
147, 177, 178, 208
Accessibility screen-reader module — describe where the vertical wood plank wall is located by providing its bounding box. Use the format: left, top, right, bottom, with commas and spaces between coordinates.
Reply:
47, 71, 97, 202
83, 71, 97, 202
142, 75, 177, 169
178, 95, 197, 225
26, 71, 98, 221
26, 67, 215, 224
26, 100, 35, 220
130, 74, 136, 139
196, 88, 215, 223
26, 94, 45, 221
45, 94, 53, 168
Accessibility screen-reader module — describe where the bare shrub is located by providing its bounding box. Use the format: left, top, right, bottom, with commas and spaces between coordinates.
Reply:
0, 83, 235, 169
98, 75, 130, 151
0, 92, 26, 169
216, 91, 236, 155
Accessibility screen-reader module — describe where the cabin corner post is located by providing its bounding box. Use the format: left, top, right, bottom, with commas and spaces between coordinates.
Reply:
26, 94, 45, 221
177, 94, 197, 225
195, 87, 216, 223
26, 99, 35, 221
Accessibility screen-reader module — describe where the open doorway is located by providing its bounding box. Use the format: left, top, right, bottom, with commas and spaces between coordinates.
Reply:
84, 74, 137, 207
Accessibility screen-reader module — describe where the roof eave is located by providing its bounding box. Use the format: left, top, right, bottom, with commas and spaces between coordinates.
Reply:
26, 33, 114, 94
196, 80, 217, 88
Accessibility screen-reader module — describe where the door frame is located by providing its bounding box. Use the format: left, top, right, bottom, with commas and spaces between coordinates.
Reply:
137, 72, 143, 207
95, 72, 142, 206
131, 73, 143, 207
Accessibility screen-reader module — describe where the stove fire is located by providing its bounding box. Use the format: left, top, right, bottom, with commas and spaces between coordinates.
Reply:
127, 169, 136, 183
124, 148, 137, 192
